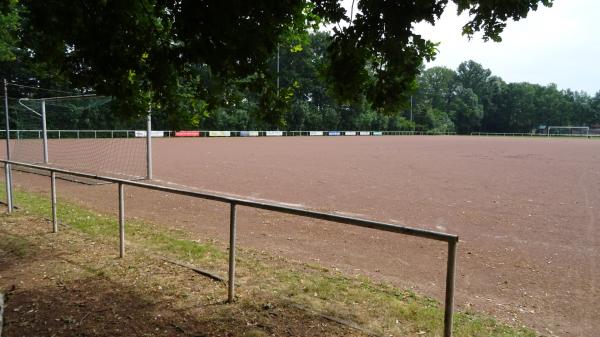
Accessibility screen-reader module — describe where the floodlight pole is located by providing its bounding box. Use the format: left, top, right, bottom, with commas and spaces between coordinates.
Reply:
276, 44, 280, 96
41, 100, 49, 164
3, 79, 13, 212
146, 112, 152, 180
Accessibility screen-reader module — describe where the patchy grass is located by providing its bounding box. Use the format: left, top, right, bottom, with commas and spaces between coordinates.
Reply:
0, 234, 30, 257
1, 183, 538, 337
9, 185, 224, 264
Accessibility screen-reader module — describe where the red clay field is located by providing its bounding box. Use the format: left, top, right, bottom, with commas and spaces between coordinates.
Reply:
4, 135, 600, 336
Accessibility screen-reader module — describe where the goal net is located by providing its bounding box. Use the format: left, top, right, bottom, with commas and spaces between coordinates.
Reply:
2, 94, 149, 180
547, 126, 590, 137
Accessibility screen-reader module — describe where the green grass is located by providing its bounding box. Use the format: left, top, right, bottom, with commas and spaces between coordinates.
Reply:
0, 233, 31, 257
8, 185, 223, 264
1, 183, 538, 337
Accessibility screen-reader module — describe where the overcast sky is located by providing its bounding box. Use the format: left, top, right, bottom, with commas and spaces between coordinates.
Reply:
341, 0, 600, 95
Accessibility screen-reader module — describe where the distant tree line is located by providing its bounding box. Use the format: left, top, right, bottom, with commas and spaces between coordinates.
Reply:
197, 32, 416, 132
412, 61, 600, 133
3, 30, 598, 134
197, 33, 600, 134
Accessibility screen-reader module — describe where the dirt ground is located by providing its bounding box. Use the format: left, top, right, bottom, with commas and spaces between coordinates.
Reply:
0, 212, 369, 337
3, 135, 599, 336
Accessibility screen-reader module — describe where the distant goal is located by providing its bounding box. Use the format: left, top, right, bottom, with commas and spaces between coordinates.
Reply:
547, 126, 590, 138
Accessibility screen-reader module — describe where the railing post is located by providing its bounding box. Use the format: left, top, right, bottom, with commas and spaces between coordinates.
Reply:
51, 171, 57, 232
444, 240, 457, 337
118, 183, 125, 258
146, 114, 153, 180
4, 162, 12, 213
3, 79, 14, 211
228, 202, 237, 303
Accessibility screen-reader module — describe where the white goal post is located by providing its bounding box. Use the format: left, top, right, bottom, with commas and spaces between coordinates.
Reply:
547, 126, 590, 137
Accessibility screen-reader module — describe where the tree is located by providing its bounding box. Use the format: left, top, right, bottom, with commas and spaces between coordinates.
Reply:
418, 66, 457, 111
447, 86, 483, 133
480, 75, 507, 132
0, 0, 552, 126
592, 92, 600, 126
410, 66, 457, 131
456, 61, 491, 95
324, 0, 552, 111
0, 0, 19, 62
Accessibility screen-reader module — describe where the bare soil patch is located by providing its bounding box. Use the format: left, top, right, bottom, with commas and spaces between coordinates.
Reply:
5, 135, 599, 336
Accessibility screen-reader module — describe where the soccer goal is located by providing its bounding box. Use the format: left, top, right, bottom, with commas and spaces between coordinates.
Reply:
2, 90, 153, 180
547, 126, 590, 138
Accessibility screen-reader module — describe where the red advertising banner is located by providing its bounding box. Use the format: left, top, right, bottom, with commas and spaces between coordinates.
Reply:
175, 131, 200, 137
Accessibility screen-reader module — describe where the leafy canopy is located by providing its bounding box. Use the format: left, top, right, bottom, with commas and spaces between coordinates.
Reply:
1, 0, 552, 122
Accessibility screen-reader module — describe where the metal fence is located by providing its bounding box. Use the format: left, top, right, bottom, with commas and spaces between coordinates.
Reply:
0, 129, 458, 139
470, 131, 600, 138
0, 129, 173, 139
194, 130, 457, 137
1, 159, 459, 337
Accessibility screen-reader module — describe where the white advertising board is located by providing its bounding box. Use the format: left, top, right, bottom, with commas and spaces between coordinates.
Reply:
209, 131, 231, 137
135, 131, 164, 137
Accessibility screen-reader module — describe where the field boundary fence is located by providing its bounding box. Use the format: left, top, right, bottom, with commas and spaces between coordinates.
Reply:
0, 129, 172, 139
201, 130, 456, 137
1, 159, 459, 337
1, 129, 456, 138
470, 132, 600, 138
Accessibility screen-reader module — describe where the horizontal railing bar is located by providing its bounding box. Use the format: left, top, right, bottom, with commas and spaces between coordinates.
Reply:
234, 199, 456, 242
1, 159, 458, 243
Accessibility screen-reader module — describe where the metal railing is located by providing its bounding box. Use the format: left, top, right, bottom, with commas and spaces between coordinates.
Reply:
1, 159, 459, 337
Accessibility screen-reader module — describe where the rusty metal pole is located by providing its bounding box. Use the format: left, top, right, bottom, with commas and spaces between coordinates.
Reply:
228, 202, 237, 302
444, 240, 458, 337
118, 183, 125, 258
51, 171, 57, 232
4, 162, 12, 213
